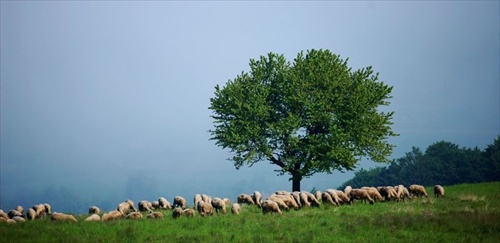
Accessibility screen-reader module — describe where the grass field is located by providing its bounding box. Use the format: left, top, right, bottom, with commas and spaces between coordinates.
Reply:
1, 182, 499, 242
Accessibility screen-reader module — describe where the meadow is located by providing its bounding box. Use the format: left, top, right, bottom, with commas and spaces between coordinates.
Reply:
1, 182, 499, 242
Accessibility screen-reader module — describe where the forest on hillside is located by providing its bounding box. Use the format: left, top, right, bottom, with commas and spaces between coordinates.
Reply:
338, 136, 500, 189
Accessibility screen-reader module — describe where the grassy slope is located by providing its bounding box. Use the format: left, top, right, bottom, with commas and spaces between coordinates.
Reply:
1, 182, 499, 242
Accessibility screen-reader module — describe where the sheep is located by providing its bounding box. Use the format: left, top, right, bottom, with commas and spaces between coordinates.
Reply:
89, 206, 100, 215
378, 186, 399, 201
12, 216, 25, 223
211, 197, 227, 214
126, 212, 143, 220
270, 194, 299, 210
33, 204, 47, 218
252, 191, 263, 206
304, 191, 321, 207
85, 214, 101, 222
315, 190, 322, 202
152, 201, 160, 210
261, 200, 282, 215
201, 194, 212, 205
0, 209, 8, 220
117, 201, 137, 215
147, 212, 164, 219
51, 212, 78, 222
335, 190, 351, 204
291, 192, 302, 208
159, 197, 171, 210
299, 192, 311, 207
344, 186, 353, 197
267, 196, 290, 211
138, 200, 154, 213
172, 208, 184, 219
0, 217, 7, 223
183, 209, 196, 217
197, 201, 214, 217
362, 187, 384, 202
396, 186, 411, 201
349, 189, 374, 205
8, 210, 23, 219
237, 194, 255, 205
231, 203, 241, 215
102, 210, 123, 221
194, 194, 203, 208
173, 196, 187, 209
434, 185, 445, 198
15, 206, 24, 215
43, 203, 52, 215
409, 184, 429, 198
26, 208, 37, 220
325, 189, 343, 205
223, 198, 231, 206
321, 192, 337, 206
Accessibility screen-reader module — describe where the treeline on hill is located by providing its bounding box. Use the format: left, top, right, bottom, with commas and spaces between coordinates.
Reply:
339, 136, 500, 189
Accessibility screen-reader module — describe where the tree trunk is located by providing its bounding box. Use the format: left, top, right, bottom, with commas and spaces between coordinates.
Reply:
292, 175, 301, 192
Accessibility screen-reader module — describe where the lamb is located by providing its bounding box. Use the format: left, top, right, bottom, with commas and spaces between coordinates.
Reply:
88, 206, 100, 215
85, 214, 101, 221
147, 212, 164, 219
173, 196, 187, 209
434, 185, 445, 198
102, 210, 123, 221
261, 200, 282, 214
211, 197, 227, 214
349, 189, 375, 205
231, 203, 241, 215
409, 184, 429, 198
51, 212, 78, 222
237, 194, 255, 205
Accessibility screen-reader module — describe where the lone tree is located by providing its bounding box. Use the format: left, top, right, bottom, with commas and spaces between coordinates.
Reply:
209, 49, 397, 191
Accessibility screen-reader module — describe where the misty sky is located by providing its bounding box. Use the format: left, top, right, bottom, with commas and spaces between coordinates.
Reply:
1, 1, 499, 211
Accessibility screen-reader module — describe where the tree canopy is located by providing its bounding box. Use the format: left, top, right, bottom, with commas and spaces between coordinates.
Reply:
209, 49, 397, 191
338, 137, 500, 189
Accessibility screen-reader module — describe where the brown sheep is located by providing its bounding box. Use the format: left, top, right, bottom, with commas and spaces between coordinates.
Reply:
102, 210, 123, 221
261, 200, 282, 215
172, 208, 184, 219
211, 197, 227, 214
378, 186, 399, 201
126, 212, 143, 220
51, 212, 78, 222
231, 203, 241, 215
159, 197, 171, 210
197, 201, 213, 217
173, 196, 187, 209
409, 184, 429, 198
350, 189, 374, 205
85, 214, 101, 221
237, 194, 255, 205
89, 206, 100, 215
434, 185, 445, 198
147, 212, 164, 219
183, 209, 196, 217
138, 200, 154, 213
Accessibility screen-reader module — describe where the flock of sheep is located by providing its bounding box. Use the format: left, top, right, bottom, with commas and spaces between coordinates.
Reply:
0, 184, 445, 224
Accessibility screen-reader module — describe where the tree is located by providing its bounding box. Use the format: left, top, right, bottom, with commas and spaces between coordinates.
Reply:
209, 49, 397, 191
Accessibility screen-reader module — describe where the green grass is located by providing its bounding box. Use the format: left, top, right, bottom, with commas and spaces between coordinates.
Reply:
1, 182, 499, 242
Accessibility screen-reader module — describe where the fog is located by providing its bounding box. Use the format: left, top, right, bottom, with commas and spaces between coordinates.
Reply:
1, 1, 498, 213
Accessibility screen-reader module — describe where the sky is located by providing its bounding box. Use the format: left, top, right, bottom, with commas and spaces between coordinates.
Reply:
1, 1, 499, 213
